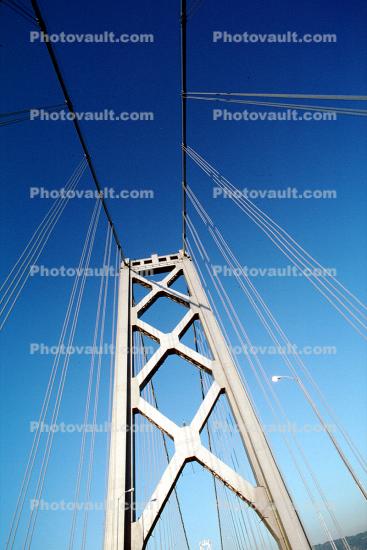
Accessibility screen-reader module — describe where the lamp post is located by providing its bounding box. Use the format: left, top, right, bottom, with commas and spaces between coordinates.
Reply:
272, 375, 294, 383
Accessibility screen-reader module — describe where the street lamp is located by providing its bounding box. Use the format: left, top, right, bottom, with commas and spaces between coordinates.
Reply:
271, 375, 293, 383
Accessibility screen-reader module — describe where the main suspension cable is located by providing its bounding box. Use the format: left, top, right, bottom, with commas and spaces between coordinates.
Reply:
30, 0, 126, 260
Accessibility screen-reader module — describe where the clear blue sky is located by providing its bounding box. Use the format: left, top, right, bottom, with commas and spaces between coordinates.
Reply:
1, 0, 366, 548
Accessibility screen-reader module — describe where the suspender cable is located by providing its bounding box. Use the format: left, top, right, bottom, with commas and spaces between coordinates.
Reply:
0, 160, 87, 331
185, 91, 367, 101
187, 234, 350, 549
186, 187, 367, 501
193, 322, 225, 550
5, 200, 101, 550
184, 95, 367, 117
1, 0, 38, 24
139, 331, 190, 549
0, 103, 65, 123
181, 0, 188, 254
186, 239, 344, 550
184, 146, 367, 338
187, 0, 206, 19
30, 0, 126, 261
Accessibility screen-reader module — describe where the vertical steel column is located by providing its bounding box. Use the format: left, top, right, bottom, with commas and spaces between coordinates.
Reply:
104, 260, 133, 550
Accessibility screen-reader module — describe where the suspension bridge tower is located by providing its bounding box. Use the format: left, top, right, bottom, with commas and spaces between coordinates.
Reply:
103, 250, 311, 549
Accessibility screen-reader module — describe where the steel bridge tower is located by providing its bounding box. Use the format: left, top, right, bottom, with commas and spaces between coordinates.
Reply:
104, 250, 311, 549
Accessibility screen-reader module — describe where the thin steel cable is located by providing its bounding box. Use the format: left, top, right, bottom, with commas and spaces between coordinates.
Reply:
185, 148, 367, 339
187, 222, 363, 545
197, 331, 265, 550
193, 321, 224, 550
192, 233, 348, 550
188, 245, 278, 548
0, 103, 65, 119
30, 0, 126, 259
0, 162, 84, 307
195, 242, 347, 549
191, 148, 367, 322
4, 0, 35, 18
186, 226, 342, 544
140, 332, 190, 549
188, 181, 367, 346
0, 161, 87, 329
81, 225, 113, 549
6, 200, 101, 549
187, 194, 367, 500
212, 219, 367, 474
186, 145, 367, 318
68, 224, 112, 549
23, 202, 102, 548
186, 91, 367, 101
0, 158, 86, 297
1, 0, 37, 24
0, 117, 35, 127
185, 95, 367, 116
187, 179, 367, 472
186, 239, 345, 549
198, 351, 262, 549
25, 205, 101, 547
189, 243, 309, 550
187, 0, 205, 19
14, 0, 30, 10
